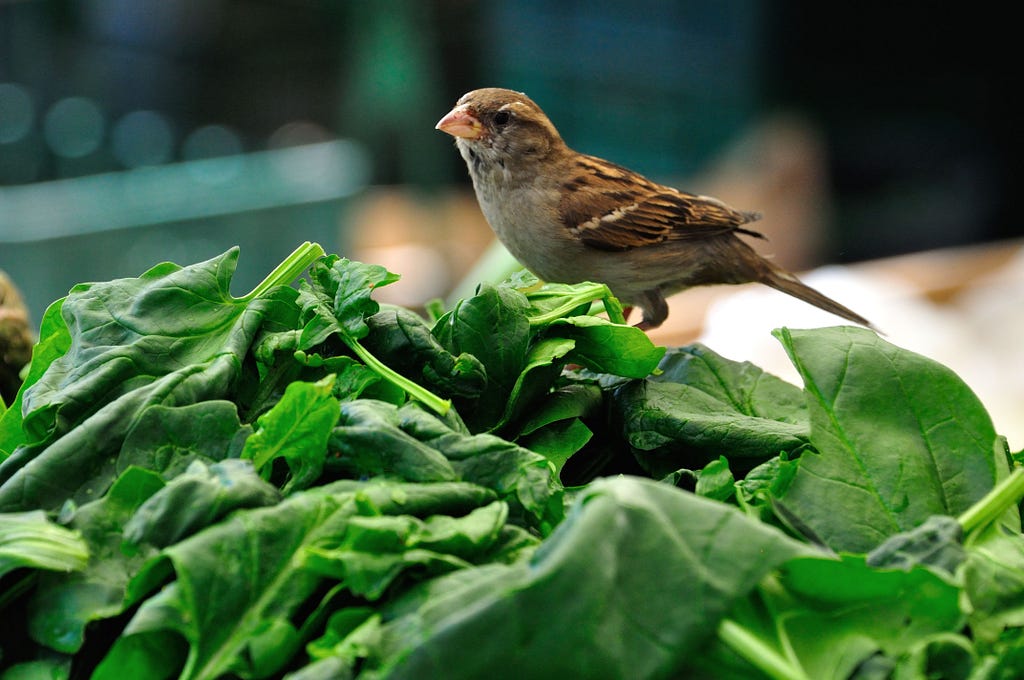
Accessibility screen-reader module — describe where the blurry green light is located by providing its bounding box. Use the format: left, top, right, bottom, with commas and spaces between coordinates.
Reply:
43, 97, 105, 158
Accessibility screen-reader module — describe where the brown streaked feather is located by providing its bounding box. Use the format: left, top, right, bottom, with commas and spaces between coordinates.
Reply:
559, 155, 764, 252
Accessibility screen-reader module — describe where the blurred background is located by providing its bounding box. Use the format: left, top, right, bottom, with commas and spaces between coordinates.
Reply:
2, 0, 1021, 442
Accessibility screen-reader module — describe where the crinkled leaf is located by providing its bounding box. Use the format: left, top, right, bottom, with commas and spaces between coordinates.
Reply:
28, 467, 164, 653
775, 326, 999, 553
124, 460, 280, 549
327, 400, 561, 529
118, 401, 252, 479
94, 481, 496, 680
0, 250, 297, 512
304, 501, 515, 600
614, 345, 810, 478
362, 307, 486, 399
342, 477, 810, 680
301, 256, 399, 343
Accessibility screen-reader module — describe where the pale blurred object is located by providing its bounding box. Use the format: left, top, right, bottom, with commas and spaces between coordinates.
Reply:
1, 270, 35, 405
655, 240, 1024, 452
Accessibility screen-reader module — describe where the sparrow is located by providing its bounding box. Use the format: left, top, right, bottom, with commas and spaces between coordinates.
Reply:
435, 87, 872, 330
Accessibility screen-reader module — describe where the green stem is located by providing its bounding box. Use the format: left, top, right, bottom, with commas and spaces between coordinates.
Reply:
242, 241, 326, 301
718, 618, 811, 680
527, 283, 627, 326
958, 466, 1024, 534
344, 337, 451, 416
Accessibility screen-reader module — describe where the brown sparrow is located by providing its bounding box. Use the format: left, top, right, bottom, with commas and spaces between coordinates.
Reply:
436, 87, 872, 330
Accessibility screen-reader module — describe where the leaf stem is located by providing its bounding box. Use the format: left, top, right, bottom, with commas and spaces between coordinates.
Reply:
343, 336, 451, 416
717, 618, 811, 680
958, 466, 1024, 534
242, 241, 326, 301
527, 283, 627, 326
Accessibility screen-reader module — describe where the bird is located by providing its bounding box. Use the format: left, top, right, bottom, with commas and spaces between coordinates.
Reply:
435, 87, 872, 330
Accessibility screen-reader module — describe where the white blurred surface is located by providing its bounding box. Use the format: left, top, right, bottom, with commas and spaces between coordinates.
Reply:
678, 243, 1024, 451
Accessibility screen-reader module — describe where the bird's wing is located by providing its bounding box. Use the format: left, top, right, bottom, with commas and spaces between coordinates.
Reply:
558, 155, 763, 252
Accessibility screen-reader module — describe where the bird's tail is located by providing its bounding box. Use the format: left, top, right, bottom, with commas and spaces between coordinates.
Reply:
760, 267, 875, 330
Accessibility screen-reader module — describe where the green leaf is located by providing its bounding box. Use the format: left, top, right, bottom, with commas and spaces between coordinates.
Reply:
0, 249, 308, 512
303, 501, 517, 600
432, 283, 531, 428
614, 345, 810, 478
94, 481, 497, 680
769, 555, 964, 679
117, 401, 253, 478
962, 523, 1024, 643
0, 510, 88, 578
27, 466, 164, 654
549, 315, 665, 378
0, 299, 72, 459
242, 375, 340, 493
363, 307, 486, 400
343, 477, 811, 680
695, 456, 736, 502
298, 257, 450, 415
775, 326, 999, 553
327, 400, 561, 529
515, 275, 627, 326
124, 460, 280, 549
491, 336, 577, 432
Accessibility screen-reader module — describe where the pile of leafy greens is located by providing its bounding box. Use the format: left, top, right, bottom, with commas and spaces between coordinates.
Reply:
2, 241, 1023, 680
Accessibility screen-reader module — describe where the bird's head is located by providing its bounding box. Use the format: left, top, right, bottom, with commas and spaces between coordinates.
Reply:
435, 88, 565, 162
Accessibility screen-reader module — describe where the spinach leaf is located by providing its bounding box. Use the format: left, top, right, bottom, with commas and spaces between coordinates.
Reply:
775, 326, 999, 553
298, 256, 450, 415
327, 400, 562, 529
124, 460, 280, 549
0, 299, 72, 460
117, 401, 252, 478
94, 480, 499, 680
242, 374, 340, 493
614, 345, 810, 478
432, 283, 531, 429
362, 306, 486, 399
322, 476, 810, 680
0, 509, 88, 578
27, 466, 164, 654
0, 245, 320, 512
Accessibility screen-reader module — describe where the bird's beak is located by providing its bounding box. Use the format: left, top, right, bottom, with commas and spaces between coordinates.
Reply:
435, 105, 484, 140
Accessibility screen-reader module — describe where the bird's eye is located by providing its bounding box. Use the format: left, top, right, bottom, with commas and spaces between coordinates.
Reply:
492, 111, 511, 127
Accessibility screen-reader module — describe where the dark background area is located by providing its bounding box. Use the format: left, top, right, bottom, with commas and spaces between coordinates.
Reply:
1, 0, 1018, 319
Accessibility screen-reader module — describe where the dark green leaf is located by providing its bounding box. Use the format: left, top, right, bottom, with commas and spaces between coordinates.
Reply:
343, 477, 810, 680
124, 460, 280, 549
27, 467, 164, 653
117, 401, 252, 478
432, 283, 530, 429
614, 345, 809, 478
0, 299, 72, 460
94, 481, 496, 680
0, 250, 293, 512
